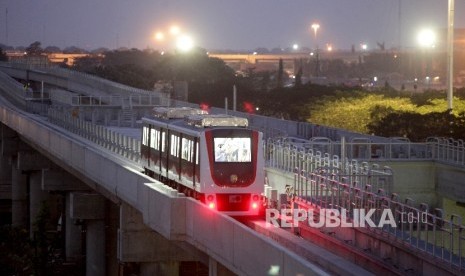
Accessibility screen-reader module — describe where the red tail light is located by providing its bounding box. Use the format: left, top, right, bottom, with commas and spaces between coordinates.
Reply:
206, 194, 215, 209
252, 195, 259, 201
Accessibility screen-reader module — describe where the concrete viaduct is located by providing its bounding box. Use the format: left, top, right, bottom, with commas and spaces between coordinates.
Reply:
0, 62, 464, 275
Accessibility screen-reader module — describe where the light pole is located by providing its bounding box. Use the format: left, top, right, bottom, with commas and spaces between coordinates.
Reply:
417, 29, 436, 91
311, 23, 320, 40
447, 0, 454, 110
311, 23, 320, 77
153, 25, 194, 53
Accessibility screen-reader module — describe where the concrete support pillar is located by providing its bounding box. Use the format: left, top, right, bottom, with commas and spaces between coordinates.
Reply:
209, 257, 218, 276
0, 155, 11, 200
209, 257, 236, 276
140, 261, 179, 276
70, 192, 106, 276
119, 203, 199, 275
65, 192, 82, 262
29, 170, 50, 239
11, 160, 27, 228
106, 201, 120, 276
86, 220, 106, 276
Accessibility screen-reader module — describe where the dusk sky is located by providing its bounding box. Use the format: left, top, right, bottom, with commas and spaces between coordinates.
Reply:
1, 0, 464, 51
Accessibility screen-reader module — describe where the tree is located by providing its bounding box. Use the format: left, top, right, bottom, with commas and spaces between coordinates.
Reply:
44, 46, 61, 53
276, 58, 283, 88
25, 41, 43, 56
295, 61, 303, 87
0, 48, 7, 61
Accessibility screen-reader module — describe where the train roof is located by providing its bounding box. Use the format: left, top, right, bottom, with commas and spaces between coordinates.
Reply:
185, 114, 248, 127
152, 107, 208, 119
142, 107, 250, 134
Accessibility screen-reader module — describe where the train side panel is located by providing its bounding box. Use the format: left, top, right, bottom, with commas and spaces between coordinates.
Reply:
142, 119, 264, 216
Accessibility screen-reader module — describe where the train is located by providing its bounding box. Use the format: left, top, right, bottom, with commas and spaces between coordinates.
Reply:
141, 107, 265, 216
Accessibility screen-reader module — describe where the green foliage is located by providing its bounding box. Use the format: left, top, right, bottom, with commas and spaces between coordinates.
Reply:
73, 49, 235, 93
26, 41, 44, 56
0, 226, 34, 275
367, 111, 465, 141
256, 83, 353, 120
308, 93, 416, 133
307, 91, 465, 141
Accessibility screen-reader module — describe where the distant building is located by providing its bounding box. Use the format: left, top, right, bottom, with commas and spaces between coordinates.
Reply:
5, 51, 91, 66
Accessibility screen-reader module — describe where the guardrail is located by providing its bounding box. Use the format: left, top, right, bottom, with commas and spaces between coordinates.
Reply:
293, 169, 465, 272
47, 108, 141, 162
69, 95, 162, 107
270, 136, 465, 168
267, 139, 394, 193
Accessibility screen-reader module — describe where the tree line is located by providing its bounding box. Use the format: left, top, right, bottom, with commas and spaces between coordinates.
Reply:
3, 43, 460, 142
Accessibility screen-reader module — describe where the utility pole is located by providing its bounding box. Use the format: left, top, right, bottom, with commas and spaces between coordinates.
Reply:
398, 0, 402, 50
5, 8, 8, 46
447, 0, 454, 110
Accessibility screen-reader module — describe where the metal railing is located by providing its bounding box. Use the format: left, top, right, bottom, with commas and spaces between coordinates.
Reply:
293, 169, 465, 272
69, 95, 163, 107
268, 136, 465, 168
47, 108, 141, 162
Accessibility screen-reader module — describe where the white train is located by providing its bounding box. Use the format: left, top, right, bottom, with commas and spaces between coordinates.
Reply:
141, 107, 265, 216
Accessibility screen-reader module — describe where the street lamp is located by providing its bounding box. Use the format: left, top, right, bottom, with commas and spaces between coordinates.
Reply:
154, 32, 165, 41
311, 23, 320, 77
311, 23, 320, 40
417, 28, 436, 92
153, 24, 195, 52
176, 35, 194, 52
417, 29, 436, 48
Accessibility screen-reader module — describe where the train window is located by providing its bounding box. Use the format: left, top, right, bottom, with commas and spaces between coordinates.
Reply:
161, 131, 166, 152
195, 142, 199, 165
181, 138, 193, 162
150, 129, 160, 150
150, 128, 157, 149
214, 137, 251, 162
142, 126, 149, 146
170, 134, 179, 157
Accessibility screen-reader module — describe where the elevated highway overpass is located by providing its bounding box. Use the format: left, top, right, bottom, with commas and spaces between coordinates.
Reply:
0, 62, 464, 275
208, 51, 360, 65
208, 51, 361, 75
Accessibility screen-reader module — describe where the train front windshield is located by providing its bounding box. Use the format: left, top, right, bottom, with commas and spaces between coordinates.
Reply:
214, 137, 251, 162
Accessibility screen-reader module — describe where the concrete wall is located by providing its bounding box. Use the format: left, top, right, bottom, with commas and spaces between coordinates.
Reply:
435, 162, 465, 203
376, 160, 438, 206
266, 161, 440, 207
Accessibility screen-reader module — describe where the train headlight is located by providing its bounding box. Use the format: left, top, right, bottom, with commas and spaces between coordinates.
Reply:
252, 202, 258, 209
230, 174, 238, 183
208, 202, 216, 209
